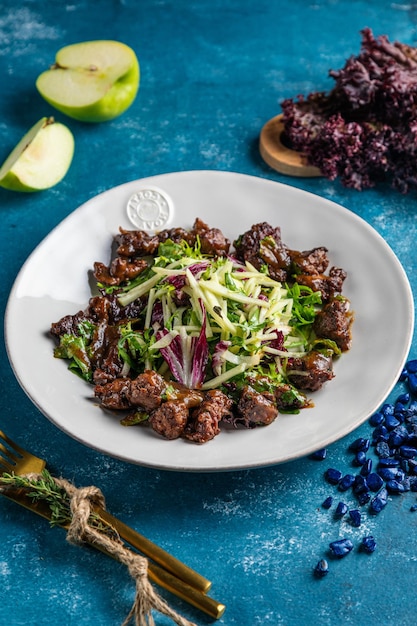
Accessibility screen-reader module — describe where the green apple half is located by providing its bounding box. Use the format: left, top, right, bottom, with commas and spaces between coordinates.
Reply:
0, 117, 74, 192
36, 40, 140, 123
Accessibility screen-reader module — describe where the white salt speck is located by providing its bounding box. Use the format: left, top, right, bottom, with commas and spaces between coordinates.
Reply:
0, 561, 11, 577
203, 495, 251, 517
0, 8, 60, 57
238, 531, 300, 576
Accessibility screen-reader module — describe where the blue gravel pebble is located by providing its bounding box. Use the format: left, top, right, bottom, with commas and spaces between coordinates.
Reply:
407, 373, 417, 394
407, 360, 417, 374
322, 496, 333, 509
349, 509, 361, 527
349, 438, 370, 452
329, 538, 354, 558
338, 474, 356, 492
357, 491, 371, 505
353, 450, 367, 466
385, 414, 401, 430
399, 446, 417, 459
396, 393, 410, 405
352, 475, 368, 495
361, 536, 376, 554
372, 425, 389, 444
314, 559, 329, 578
335, 501, 348, 518
378, 467, 403, 481
386, 479, 406, 494
365, 472, 384, 492
311, 448, 327, 461
370, 488, 388, 514
378, 457, 400, 468
360, 458, 373, 477
369, 412, 384, 426
324, 468, 343, 485
408, 459, 417, 474
381, 403, 394, 417
375, 442, 391, 458
389, 425, 409, 447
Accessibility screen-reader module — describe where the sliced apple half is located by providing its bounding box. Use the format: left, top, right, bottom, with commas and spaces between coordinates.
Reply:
0, 117, 74, 192
36, 40, 140, 123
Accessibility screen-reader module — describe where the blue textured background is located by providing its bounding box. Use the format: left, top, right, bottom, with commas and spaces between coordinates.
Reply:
1, 1, 416, 625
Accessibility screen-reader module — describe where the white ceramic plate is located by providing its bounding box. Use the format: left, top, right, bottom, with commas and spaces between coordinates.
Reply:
5, 171, 414, 471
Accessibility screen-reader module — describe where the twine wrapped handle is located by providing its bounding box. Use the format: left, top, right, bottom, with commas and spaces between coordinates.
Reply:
53, 477, 197, 626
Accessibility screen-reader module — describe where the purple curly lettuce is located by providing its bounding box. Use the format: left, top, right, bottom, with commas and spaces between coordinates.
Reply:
281, 28, 417, 192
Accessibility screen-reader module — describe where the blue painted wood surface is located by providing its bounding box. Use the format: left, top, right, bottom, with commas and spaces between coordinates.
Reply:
0, 1, 416, 624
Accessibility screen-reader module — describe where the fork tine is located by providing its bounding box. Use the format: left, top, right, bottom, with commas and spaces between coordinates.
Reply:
0, 430, 46, 475
0, 441, 20, 472
0, 457, 14, 474
0, 430, 26, 456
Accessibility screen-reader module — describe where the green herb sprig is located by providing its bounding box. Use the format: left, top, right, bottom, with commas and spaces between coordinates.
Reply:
0, 469, 116, 537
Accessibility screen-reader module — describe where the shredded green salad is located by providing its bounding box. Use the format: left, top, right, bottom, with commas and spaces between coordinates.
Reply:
87, 238, 338, 393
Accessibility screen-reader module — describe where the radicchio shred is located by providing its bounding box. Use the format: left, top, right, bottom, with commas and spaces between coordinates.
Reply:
281, 28, 417, 192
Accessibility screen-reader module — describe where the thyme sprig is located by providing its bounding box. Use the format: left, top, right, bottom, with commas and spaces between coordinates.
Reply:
0, 469, 117, 538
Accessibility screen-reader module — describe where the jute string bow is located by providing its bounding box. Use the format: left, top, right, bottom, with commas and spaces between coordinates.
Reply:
31, 474, 197, 626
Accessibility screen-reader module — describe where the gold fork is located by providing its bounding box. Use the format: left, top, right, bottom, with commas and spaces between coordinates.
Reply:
0, 429, 225, 619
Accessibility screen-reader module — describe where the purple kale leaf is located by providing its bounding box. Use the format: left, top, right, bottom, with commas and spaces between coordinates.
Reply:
281, 28, 417, 192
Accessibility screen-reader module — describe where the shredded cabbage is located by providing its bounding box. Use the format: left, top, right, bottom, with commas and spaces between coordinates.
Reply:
116, 241, 321, 390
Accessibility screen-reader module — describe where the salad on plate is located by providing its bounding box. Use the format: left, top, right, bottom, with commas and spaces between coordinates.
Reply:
50, 218, 354, 444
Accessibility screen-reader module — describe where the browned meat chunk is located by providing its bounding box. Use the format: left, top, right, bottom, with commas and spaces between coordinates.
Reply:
237, 386, 278, 427
234, 222, 291, 281
93, 258, 148, 286
313, 297, 354, 351
129, 370, 166, 410
90, 323, 124, 384
184, 389, 233, 443
192, 218, 230, 256
116, 228, 160, 257
290, 246, 329, 275
295, 266, 347, 301
157, 227, 196, 246
286, 351, 334, 392
50, 309, 87, 338
149, 401, 189, 439
94, 377, 133, 410
94, 370, 166, 411
50, 294, 144, 340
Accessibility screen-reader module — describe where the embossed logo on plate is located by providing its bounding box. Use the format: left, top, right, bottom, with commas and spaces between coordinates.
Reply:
126, 187, 173, 231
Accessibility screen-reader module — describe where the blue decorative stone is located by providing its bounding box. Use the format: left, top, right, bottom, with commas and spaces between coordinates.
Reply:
370, 488, 388, 514
329, 538, 354, 558
314, 559, 329, 578
386, 479, 406, 494
361, 536, 377, 554
349, 509, 361, 527
369, 412, 384, 426
367, 472, 384, 492
408, 373, 417, 396
322, 496, 333, 509
360, 458, 373, 476
311, 447, 327, 460
335, 501, 348, 517
324, 468, 343, 485
407, 360, 417, 374
385, 414, 401, 430
338, 474, 355, 492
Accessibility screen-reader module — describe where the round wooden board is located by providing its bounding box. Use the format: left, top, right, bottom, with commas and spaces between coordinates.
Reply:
259, 114, 322, 178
